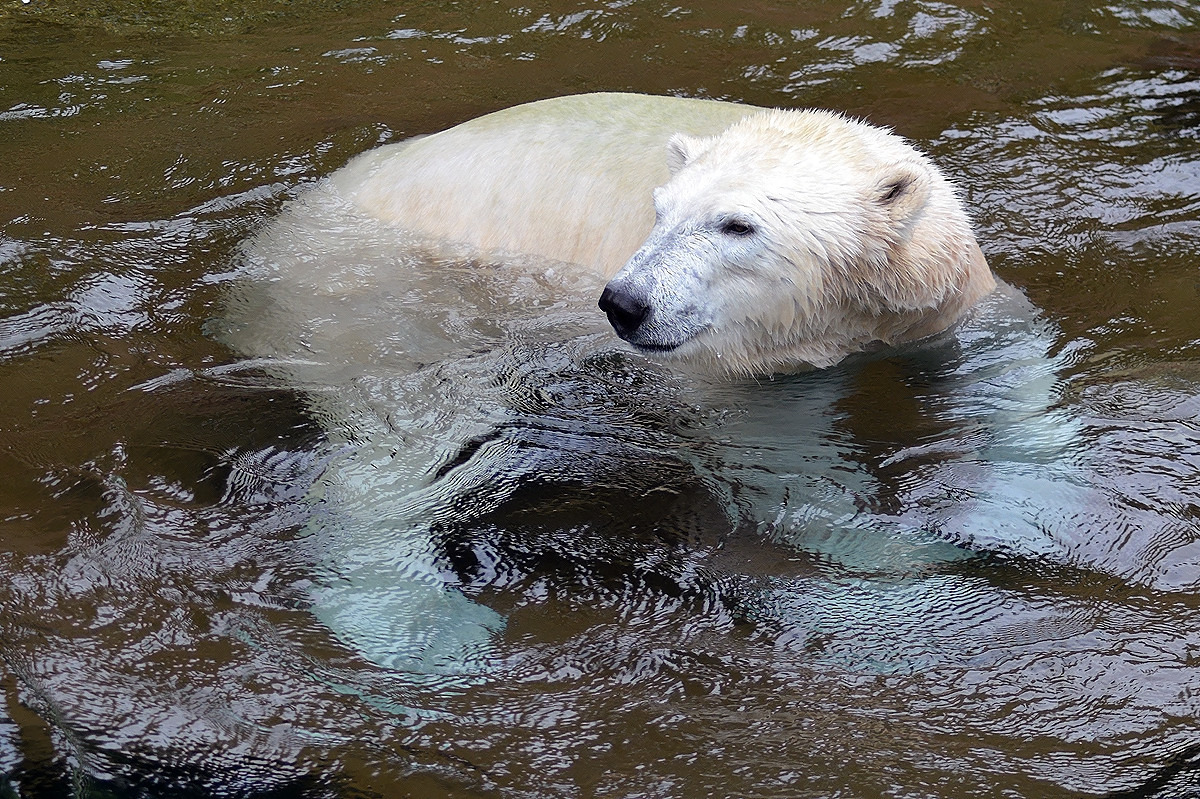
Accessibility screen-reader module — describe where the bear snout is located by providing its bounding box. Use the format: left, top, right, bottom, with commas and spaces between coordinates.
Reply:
598, 283, 651, 341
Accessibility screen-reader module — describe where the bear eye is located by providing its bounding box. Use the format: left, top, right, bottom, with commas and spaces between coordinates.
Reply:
720, 219, 755, 237
880, 178, 911, 204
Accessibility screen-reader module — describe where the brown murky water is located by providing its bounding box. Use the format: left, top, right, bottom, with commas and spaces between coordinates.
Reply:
3, 2, 1200, 797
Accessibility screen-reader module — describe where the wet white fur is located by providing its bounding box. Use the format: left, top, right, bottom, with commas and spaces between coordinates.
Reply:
326, 93, 995, 375
611, 108, 996, 373
331, 93, 751, 275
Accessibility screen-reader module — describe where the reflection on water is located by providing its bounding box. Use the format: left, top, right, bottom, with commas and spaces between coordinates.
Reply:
3, 1, 1200, 798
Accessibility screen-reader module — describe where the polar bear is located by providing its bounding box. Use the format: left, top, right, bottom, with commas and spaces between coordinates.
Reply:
222, 93, 1078, 675
322, 92, 996, 375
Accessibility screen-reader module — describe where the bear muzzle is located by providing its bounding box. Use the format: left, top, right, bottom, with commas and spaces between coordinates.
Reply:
598, 282, 699, 353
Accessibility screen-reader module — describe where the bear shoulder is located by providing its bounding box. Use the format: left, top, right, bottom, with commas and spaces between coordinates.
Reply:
330, 93, 754, 275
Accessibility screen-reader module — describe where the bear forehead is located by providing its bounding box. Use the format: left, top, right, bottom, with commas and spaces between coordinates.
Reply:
658, 167, 868, 222
707, 108, 921, 174
659, 109, 931, 217
661, 147, 885, 221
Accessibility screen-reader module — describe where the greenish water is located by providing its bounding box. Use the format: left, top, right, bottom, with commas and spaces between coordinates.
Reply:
3, 2, 1200, 797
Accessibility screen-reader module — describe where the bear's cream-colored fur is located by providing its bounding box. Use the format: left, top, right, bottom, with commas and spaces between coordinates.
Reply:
331, 93, 752, 275
317, 92, 996, 375
599, 106, 997, 373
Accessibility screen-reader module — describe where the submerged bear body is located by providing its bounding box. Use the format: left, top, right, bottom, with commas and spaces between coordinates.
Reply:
218, 94, 1080, 675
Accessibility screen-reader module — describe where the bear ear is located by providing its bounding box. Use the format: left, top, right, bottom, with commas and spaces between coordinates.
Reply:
666, 133, 712, 176
876, 162, 932, 230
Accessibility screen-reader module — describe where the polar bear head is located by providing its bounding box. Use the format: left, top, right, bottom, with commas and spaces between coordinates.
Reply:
598, 109, 996, 375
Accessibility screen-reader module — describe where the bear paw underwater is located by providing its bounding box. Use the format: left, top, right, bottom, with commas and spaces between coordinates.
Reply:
326, 92, 997, 375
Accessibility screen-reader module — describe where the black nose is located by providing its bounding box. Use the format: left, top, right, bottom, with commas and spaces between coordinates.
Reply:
598, 284, 650, 339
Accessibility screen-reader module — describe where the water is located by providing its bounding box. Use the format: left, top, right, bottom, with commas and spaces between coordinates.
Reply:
2, 1, 1200, 797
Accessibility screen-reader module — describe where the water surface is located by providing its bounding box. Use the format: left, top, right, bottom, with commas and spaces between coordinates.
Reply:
2, 2, 1200, 797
